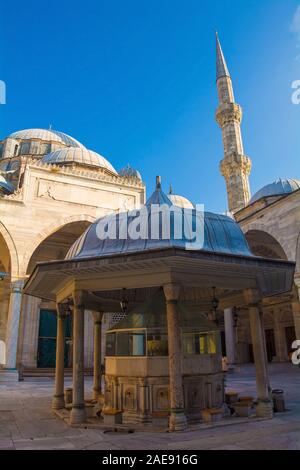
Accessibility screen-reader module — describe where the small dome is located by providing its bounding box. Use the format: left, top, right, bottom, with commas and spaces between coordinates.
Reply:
0, 175, 14, 195
250, 178, 300, 204
8, 128, 85, 148
41, 147, 118, 174
119, 164, 142, 180
168, 194, 194, 209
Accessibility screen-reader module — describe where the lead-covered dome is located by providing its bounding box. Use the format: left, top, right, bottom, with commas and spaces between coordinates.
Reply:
8, 128, 85, 148
0, 175, 14, 195
41, 147, 118, 174
66, 178, 253, 260
168, 194, 194, 209
250, 178, 300, 204
119, 164, 142, 180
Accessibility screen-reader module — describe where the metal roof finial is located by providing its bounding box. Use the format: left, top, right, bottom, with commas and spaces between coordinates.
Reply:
156, 175, 161, 190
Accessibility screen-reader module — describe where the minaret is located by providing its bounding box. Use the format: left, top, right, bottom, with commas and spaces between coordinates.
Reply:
215, 33, 251, 213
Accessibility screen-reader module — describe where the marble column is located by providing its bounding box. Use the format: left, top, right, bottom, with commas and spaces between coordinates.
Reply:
92, 311, 103, 400
5, 280, 24, 370
19, 295, 41, 368
292, 301, 300, 342
163, 283, 187, 432
247, 292, 273, 419
224, 308, 236, 365
70, 291, 86, 424
273, 309, 288, 362
293, 281, 300, 341
52, 304, 66, 410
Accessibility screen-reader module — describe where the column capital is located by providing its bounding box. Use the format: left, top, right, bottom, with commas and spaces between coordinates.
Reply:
56, 303, 68, 318
10, 279, 25, 294
92, 311, 103, 323
72, 290, 87, 309
163, 284, 181, 302
243, 288, 262, 307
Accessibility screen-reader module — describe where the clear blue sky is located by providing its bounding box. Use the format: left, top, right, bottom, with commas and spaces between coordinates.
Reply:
1, 0, 299, 212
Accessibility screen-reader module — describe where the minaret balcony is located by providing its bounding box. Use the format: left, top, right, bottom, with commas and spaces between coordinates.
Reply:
216, 103, 243, 127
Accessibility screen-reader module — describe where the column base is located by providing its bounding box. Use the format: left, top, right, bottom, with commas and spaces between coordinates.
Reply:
52, 394, 65, 410
256, 399, 273, 419
70, 405, 86, 424
0, 369, 19, 382
169, 409, 187, 432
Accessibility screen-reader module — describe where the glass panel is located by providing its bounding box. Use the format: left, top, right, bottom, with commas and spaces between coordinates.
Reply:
183, 333, 196, 354
106, 333, 116, 356
116, 331, 146, 356
207, 333, 217, 354
183, 331, 220, 355
147, 333, 168, 356
30, 141, 40, 154
20, 142, 30, 155
199, 334, 206, 354
132, 333, 145, 355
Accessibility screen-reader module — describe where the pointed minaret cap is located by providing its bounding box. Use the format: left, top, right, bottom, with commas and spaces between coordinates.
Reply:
216, 32, 230, 80
156, 175, 162, 189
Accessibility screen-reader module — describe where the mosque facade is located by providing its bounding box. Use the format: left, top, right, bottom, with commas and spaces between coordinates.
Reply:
0, 129, 144, 375
0, 35, 299, 382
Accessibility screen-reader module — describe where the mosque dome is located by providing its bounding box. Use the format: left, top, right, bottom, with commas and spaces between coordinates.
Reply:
250, 178, 300, 204
0, 175, 14, 196
41, 147, 118, 174
167, 185, 194, 209
168, 194, 194, 209
119, 164, 142, 180
8, 128, 85, 148
66, 177, 252, 260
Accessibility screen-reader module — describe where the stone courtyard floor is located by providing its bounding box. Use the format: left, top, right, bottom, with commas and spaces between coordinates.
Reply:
0, 363, 299, 450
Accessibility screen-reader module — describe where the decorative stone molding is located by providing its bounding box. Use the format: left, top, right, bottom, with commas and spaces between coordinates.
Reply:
32, 160, 144, 189
216, 103, 243, 128
220, 154, 252, 178
2, 187, 24, 202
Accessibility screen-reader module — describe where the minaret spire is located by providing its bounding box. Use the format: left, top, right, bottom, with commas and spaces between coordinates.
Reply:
215, 33, 251, 213
216, 32, 230, 80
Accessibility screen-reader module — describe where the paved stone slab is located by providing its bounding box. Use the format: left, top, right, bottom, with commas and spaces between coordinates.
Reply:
14, 437, 76, 450
0, 364, 299, 450
0, 438, 15, 450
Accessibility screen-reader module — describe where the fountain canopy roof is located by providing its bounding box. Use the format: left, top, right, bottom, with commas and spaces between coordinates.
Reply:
66, 178, 253, 260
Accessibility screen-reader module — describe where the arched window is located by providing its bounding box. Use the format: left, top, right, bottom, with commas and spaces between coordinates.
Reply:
14, 144, 19, 156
